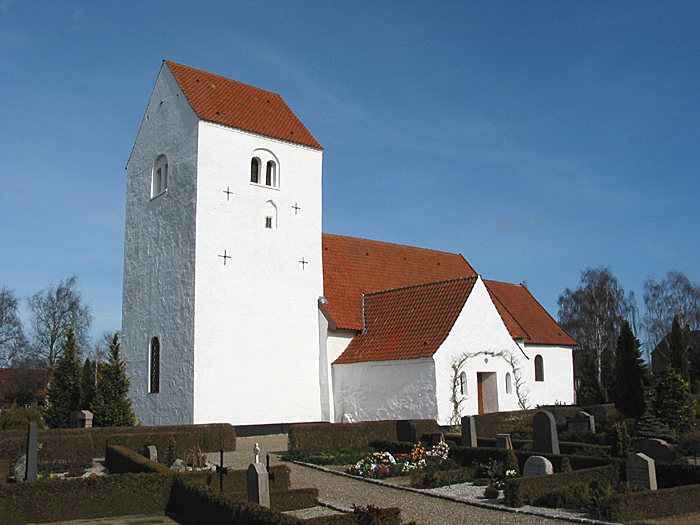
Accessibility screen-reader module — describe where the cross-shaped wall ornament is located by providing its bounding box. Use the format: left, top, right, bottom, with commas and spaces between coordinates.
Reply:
218, 250, 231, 265
292, 202, 301, 215
223, 187, 234, 200
299, 257, 308, 270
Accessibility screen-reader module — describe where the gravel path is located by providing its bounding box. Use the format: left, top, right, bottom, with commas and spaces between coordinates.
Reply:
213, 435, 620, 525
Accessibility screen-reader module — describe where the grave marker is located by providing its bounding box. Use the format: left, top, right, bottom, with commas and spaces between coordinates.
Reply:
170, 459, 186, 472
461, 416, 477, 447
634, 439, 676, 463
626, 453, 657, 490
533, 410, 559, 454
566, 411, 595, 433
247, 462, 270, 507
145, 445, 158, 463
523, 455, 554, 477
396, 420, 417, 444
496, 433, 513, 450
430, 431, 445, 446
14, 455, 26, 483
25, 422, 38, 482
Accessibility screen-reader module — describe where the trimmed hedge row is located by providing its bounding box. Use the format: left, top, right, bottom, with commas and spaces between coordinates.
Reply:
106, 431, 196, 463
598, 483, 700, 522
470, 437, 610, 457
0, 422, 236, 458
0, 472, 174, 524
504, 464, 619, 507
305, 508, 401, 524
0, 434, 93, 474
224, 488, 319, 512
186, 464, 292, 493
287, 420, 439, 453
105, 444, 173, 474
656, 463, 700, 489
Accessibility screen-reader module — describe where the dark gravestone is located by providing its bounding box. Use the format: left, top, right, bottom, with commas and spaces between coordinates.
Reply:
247, 462, 270, 507
532, 410, 559, 455
25, 422, 38, 482
461, 416, 477, 447
626, 453, 657, 490
396, 420, 417, 443
430, 431, 445, 446
496, 433, 513, 450
634, 438, 676, 463
566, 411, 595, 433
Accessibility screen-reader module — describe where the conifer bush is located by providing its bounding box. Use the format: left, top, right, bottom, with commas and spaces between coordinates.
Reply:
44, 329, 80, 428
652, 367, 696, 436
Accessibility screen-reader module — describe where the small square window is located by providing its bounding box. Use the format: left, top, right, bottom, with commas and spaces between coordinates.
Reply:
265, 216, 273, 229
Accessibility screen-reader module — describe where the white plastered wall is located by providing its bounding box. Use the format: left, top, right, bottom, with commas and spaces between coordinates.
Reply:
521, 344, 575, 407
122, 64, 199, 425
191, 122, 324, 425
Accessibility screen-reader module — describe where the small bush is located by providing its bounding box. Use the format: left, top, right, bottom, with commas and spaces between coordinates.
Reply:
483, 486, 499, 499
0, 406, 45, 430
534, 482, 591, 509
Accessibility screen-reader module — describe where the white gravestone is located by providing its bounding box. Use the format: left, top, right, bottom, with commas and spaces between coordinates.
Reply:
626, 453, 657, 491
523, 455, 554, 477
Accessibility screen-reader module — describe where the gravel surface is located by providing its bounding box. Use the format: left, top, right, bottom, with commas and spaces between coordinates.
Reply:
217, 435, 620, 525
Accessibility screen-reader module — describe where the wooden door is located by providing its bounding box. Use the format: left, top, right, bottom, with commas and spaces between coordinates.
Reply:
477, 373, 484, 415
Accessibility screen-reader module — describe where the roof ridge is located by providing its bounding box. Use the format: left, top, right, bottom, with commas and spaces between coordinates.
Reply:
365, 275, 479, 298
164, 60, 279, 97
322, 232, 466, 257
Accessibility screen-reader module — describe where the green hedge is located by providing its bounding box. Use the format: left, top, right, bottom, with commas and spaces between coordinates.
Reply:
288, 420, 439, 453
105, 444, 173, 474
223, 488, 319, 512
471, 437, 610, 457
305, 508, 401, 524
504, 464, 619, 507
186, 464, 292, 493
655, 463, 700, 488
0, 434, 93, 473
106, 431, 196, 463
167, 476, 304, 525
599, 483, 700, 522
0, 422, 236, 458
0, 472, 174, 524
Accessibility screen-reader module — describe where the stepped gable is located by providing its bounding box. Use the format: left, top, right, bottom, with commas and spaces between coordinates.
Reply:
165, 60, 322, 150
484, 279, 577, 346
334, 277, 478, 364
321, 234, 476, 331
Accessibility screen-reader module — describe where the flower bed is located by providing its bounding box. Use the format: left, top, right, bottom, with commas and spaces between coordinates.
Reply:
347, 441, 449, 479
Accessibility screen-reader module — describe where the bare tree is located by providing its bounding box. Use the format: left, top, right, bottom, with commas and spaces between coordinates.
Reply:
0, 287, 26, 368
558, 267, 636, 395
643, 271, 700, 352
28, 275, 92, 370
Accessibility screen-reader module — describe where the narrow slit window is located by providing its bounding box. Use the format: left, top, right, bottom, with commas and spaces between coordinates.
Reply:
149, 337, 160, 393
460, 371, 467, 395
251, 158, 260, 183
152, 155, 168, 197
535, 355, 544, 382
266, 161, 276, 186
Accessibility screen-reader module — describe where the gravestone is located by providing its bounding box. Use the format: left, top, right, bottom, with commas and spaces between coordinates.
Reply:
145, 445, 158, 462
496, 433, 513, 449
430, 431, 445, 446
396, 420, 417, 444
523, 456, 554, 477
634, 439, 676, 463
626, 453, 657, 490
14, 455, 26, 483
25, 421, 38, 482
532, 410, 560, 454
566, 411, 595, 433
590, 404, 607, 426
70, 410, 93, 429
461, 416, 477, 447
170, 459, 186, 472
247, 462, 270, 507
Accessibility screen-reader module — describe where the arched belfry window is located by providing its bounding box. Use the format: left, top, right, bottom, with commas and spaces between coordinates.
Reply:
250, 149, 279, 188
149, 337, 160, 393
460, 371, 467, 395
152, 155, 168, 197
505, 372, 512, 394
264, 200, 277, 229
534, 355, 544, 382
251, 158, 260, 184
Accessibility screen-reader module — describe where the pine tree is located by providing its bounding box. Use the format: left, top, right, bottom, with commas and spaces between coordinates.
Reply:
634, 410, 676, 442
79, 357, 96, 411
612, 322, 646, 418
92, 333, 136, 427
652, 366, 696, 436
576, 349, 607, 405
668, 316, 690, 382
44, 329, 80, 428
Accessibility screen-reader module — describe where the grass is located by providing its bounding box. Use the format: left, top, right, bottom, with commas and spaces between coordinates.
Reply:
281, 446, 375, 466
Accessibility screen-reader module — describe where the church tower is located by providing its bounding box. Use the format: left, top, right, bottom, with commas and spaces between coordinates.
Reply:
122, 61, 324, 426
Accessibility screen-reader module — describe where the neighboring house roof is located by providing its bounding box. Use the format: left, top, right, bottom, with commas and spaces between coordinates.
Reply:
322, 234, 477, 331
334, 277, 478, 364
651, 327, 700, 375
164, 60, 323, 150
484, 280, 577, 346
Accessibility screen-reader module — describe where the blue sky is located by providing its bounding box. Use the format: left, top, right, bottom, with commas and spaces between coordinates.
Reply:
2, 1, 699, 353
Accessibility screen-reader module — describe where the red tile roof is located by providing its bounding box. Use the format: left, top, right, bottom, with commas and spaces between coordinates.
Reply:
333, 277, 478, 364
322, 234, 477, 331
485, 280, 577, 346
164, 61, 322, 150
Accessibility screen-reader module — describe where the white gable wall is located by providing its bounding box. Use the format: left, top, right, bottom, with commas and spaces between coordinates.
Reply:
122, 65, 200, 425
522, 344, 575, 406
192, 122, 324, 425
432, 277, 525, 424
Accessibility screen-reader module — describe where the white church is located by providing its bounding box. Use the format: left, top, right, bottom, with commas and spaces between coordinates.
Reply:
122, 61, 576, 428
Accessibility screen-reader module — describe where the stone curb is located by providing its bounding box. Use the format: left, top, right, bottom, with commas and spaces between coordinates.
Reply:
290, 461, 621, 525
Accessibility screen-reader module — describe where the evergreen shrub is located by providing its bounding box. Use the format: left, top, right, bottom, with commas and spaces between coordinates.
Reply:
287, 420, 439, 453
504, 464, 619, 507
